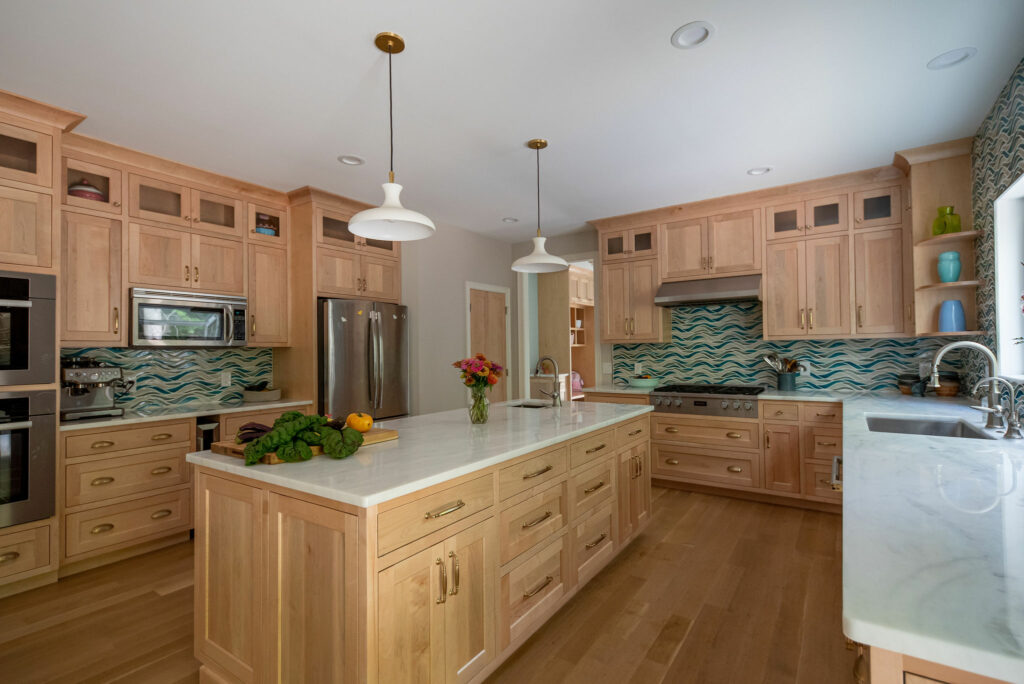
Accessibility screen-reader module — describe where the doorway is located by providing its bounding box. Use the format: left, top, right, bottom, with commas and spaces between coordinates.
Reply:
466, 283, 511, 402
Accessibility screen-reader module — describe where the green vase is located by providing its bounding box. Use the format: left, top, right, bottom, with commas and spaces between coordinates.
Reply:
469, 386, 489, 424
932, 206, 961, 235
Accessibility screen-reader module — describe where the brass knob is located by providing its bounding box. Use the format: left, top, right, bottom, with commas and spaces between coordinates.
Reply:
184, 216, 191, 221
113, 201, 121, 207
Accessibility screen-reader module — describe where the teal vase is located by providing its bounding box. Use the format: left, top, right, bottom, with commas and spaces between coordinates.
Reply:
937, 251, 961, 282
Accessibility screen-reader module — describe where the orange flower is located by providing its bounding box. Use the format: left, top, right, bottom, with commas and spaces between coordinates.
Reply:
487, 373, 499, 385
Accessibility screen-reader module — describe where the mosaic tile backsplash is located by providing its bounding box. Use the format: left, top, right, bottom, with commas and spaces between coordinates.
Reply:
613, 302, 963, 392
61, 347, 273, 413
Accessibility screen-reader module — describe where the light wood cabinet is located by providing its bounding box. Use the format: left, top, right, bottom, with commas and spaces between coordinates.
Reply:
660, 210, 760, 280
61, 212, 123, 345
599, 261, 630, 341
129, 174, 244, 236
569, 266, 594, 306
601, 225, 657, 261
854, 186, 901, 229
247, 202, 287, 245
316, 205, 400, 259
317, 247, 400, 302
128, 222, 244, 295
618, 441, 650, 542
765, 237, 849, 339
0, 185, 52, 268
62, 156, 123, 214
763, 423, 801, 493
854, 228, 904, 335
765, 201, 805, 241
190, 188, 243, 236
600, 258, 667, 343
0, 524, 51, 583
191, 233, 245, 295
805, 194, 848, 236
247, 244, 289, 345
764, 241, 805, 337
361, 254, 401, 302
0, 120, 52, 188
660, 218, 707, 279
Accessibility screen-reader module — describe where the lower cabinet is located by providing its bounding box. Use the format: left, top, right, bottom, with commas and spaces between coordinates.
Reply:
618, 440, 651, 542
0, 522, 52, 587
499, 533, 569, 649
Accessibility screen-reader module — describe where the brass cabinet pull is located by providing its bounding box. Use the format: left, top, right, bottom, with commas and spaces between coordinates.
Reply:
91, 440, 114, 449
701, 257, 707, 269
855, 217, 863, 223
774, 410, 785, 416
665, 458, 680, 466
816, 441, 838, 447
708, 256, 713, 270
583, 481, 605, 495
184, 265, 190, 282
435, 558, 447, 604
251, 315, 257, 336
585, 533, 607, 550
523, 575, 553, 599
664, 427, 680, 434
856, 305, 864, 328
90, 523, 114, 535
816, 413, 837, 418
624, 317, 629, 335
113, 306, 119, 335
424, 499, 465, 520
799, 308, 806, 329
808, 308, 815, 330
150, 466, 172, 475
150, 509, 173, 520
726, 465, 743, 473
112, 201, 121, 208
448, 551, 460, 595
193, 266, 199, 282
90, 476, 114, 487
184, 216, 191, 222
628, 429, 642, 436
522, 511, 552, 529
0, 551, 20, 564
765, 432, 771, 449
585, 443, 606, 454
151, 433, 172, 441
522, 464, 552, 480
726, 432, 742, 439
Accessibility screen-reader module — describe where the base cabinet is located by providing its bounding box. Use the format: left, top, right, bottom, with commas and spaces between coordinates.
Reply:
618, 441, 651, 542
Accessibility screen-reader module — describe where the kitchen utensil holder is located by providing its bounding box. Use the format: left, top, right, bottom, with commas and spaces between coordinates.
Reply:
777, 372, 797, 391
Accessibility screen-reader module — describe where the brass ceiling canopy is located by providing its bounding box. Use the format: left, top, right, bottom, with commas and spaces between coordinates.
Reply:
527, 138, 548, 150
374, 32, 405, 54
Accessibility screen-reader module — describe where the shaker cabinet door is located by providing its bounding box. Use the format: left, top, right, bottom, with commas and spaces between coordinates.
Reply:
854, 228, 904, 335
600, 262, 631, 342
628, 258, 661, 342
804, 236, 850, 336
62, 212, 123, 345
707, 209, 760, 274
0, 185, 52, 268
443, 519, 497, 684
763, 242, 806, 338
127, 222, 191, 288
660, 218, 707, 280
191, 234, 245, 295
247, 244, 289, 345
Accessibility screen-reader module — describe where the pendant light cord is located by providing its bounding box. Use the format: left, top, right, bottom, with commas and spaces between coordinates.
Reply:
536, 146, 541, 238
388, 51, 395, 183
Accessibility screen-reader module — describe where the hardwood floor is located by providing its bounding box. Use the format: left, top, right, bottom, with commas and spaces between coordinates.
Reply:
0, 488, 852, 683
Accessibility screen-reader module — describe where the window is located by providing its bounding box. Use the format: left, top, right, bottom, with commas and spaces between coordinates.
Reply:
994, 171, 1024, 378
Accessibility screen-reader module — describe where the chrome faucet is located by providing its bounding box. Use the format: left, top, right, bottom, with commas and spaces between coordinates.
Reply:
929, 341, 1004, 430
534, 356, 563, 407
971, 376, 1022, 439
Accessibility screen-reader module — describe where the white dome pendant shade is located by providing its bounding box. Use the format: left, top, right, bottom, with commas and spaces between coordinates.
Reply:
348, 32, 435, 242
511, 139, 568, 273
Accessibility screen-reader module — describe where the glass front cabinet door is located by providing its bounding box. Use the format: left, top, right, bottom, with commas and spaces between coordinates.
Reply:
63, 157, 123, 214
0, 121, 52, 189
190, 189, 243, 236
853, 186, 902, 229
129, 174, 190, 228
248, 203, 288, 244
765, 202, 805, 241
601, 225, 657, 261
804, 194, 848, 235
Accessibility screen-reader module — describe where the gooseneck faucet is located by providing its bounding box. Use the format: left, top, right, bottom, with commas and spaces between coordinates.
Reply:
929, 341, 1004, 430
535, 356, 562, 407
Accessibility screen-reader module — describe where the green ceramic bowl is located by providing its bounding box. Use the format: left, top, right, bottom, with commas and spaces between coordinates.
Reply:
627, 377, 660, 388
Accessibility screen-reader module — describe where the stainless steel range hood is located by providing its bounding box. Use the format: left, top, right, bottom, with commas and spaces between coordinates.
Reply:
654, 274, 761, 307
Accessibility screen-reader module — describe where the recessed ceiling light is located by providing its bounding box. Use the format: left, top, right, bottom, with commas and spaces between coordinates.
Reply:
502, 217, 519, 223
337, 154, 365, 166
926, 47, 977, 70
670, 21, 715, 50
747, 166, 772, 176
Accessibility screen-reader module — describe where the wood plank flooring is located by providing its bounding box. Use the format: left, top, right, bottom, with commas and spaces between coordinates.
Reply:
0, 488, 852, 683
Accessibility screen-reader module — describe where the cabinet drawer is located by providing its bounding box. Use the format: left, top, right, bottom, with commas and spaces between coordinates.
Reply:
615, 417, 648, 448
498, 445, 567, 501
221, 408, 307, 441
65, 421, 192, 459
762, 401, 800, 422
65, 448, 189, 508
377, 474, 493, 556
501, 534, 567, 648
652, 445, 757, 488
570, 457, 615, 519
573, 502, 614, 583
0, 525, 50, 581
652, 415, 759, 451
569, 428, 614, 469
802, 460, 842, 502
500, 481, 567, 565
800, 403, 842, 425
65, 489, 191, 559
803, 427, 842, 461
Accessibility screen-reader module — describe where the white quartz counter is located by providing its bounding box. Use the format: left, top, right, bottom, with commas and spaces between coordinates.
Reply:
839, 393, 1024, 682
186, 401, 653, 508
60, 399, 313, 431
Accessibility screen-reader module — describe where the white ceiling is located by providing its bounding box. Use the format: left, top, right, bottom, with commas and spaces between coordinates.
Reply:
2, 0, 1022, 242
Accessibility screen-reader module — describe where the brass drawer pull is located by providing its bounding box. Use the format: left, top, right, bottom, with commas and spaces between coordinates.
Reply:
91, 440, 115, 449
726, 432, 742, 439
90, 523, 114, 535
150, 509, 173, 520
774, 410, 785, 416
151, 433, 173, 441
523, 575, 553, 599
585, 443, 606, 454
583, 481, 605, 495
820, 478, 842, 491
184, 265, 190, 282
113, 306, 119, 335
585, 533, 607, 550
150, 466, 172, 475
435, 557, 447, 604
0, 551, 20, 564
816, 441, 838, 447
522, 464, 553, 480
726, 466, 743, 473
424, 499, 466, 520
448, 551, 460, 596
627, 428, 642, 436
90, 476, 115, 487
816, 413, 837, 418
521, 511, 552, 529
665, 458, 680, 465
664, 427, 680, 434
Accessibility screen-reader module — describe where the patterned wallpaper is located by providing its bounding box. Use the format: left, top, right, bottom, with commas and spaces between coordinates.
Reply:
613, 303, 962, 392
61, 347, 273, 413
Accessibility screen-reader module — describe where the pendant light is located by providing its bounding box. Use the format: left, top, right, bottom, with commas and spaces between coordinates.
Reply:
348, 32, 436, 241
512, 139, 568, 273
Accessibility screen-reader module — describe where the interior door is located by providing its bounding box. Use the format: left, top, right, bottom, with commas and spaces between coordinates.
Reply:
805, 235, 850, 336
764, 242, 806, 338
444, 519, 497, 684
191, 234, 245, 295
127, 222, 191, 288
469, 289, 507, 403
660, 218, 707, 280
628, 258, 661, 341
61, 212, 123, 345
854, 228, 904, 334
707, 209, 761, 274
600, 262, 630, 341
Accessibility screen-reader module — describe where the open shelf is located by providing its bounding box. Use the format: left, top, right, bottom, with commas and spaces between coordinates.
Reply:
917, 330, 984, 337
914, 230, 980, 247
915, 280, 981, 292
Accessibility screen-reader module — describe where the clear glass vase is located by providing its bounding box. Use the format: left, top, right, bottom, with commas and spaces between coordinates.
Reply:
469, 386, 489, 424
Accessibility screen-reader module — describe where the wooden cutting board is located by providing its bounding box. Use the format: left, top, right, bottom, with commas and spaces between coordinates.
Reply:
212, 427, 398, 465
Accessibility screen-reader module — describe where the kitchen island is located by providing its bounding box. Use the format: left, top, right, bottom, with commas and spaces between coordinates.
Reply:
186, 400, 652, 683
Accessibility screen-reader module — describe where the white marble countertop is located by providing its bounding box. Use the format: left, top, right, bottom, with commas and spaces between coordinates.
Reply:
839, 393, 1024, 682
59, 399, 313, 431
186, 401, 653, 508
582, 384, 654, 395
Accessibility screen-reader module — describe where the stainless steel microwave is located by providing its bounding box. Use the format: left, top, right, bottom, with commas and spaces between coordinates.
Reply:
130, 289, 247, 347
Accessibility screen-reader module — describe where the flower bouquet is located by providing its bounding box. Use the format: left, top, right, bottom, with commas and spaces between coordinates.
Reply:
452, 353, 503, 424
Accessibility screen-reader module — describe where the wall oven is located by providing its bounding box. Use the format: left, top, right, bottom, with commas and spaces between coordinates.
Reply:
130, 289, 247, 347
0, 270, 55, 386
0, 390, 56, 529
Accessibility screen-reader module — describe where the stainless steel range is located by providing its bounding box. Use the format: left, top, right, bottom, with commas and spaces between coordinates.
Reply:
649, 384, 765, 418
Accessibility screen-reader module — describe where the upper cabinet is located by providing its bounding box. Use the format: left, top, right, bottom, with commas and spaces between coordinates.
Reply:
247, 203, 287, 245
190, 188, 243, 236
764, 236, 850, 339
600, 258, 668, 343
0, 185, 52, 268
127, 222, 244, 295
61, 212, 123, 346
601, 225, 656, 262
63, 156, 123, 214
569, 267, 594, 306
0, 121, 52, 189
853, 228, 904, 335
129, 173, 243, 236
853, 186, 901, 229
660, 218, 706, 280
660, 209, 760, 280
248, 245, 289, 347
317, 206, 400, 260
767, 195, 848, 240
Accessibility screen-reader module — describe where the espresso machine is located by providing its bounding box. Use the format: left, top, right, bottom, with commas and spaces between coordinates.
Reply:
60, 357, 134, 421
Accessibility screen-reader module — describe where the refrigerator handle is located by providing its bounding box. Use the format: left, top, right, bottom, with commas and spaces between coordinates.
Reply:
370, 311, 381, 411
376, 312, 384, 410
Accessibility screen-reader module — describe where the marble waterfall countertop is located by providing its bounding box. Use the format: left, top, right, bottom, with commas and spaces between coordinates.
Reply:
186, 401, 653, 508
59, 399, 313, 431
839, 393, 1024, 682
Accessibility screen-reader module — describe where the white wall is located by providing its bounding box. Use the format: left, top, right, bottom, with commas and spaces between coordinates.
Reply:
402, 224, 516, 415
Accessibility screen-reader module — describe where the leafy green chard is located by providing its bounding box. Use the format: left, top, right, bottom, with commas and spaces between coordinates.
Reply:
243, 414, 328, 465
320, 425, 364, 459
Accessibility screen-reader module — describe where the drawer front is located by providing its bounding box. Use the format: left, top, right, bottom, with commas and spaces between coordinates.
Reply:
65, 449, 189, 508
501, 534, 567, 648
573, 503, 614, 582
802, 461, 842, 501
652, 445, 757, 488
615, 417, 649, 448
500, 482, 567, 565
0, 525, 50, 581
570, 457, 615, 519
800, 403, 842, 425
652, 415, 759, 450
221, 408, 307, 440
377, 474, 494, 556
569, 428, 615, 469
498, 446, 567, 501
65, 489, 191, 559
762, 401, 800, 422
803, 427, 842, 461
65, 421, 192, 459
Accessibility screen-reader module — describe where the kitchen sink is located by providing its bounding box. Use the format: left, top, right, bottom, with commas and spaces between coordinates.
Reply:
506, 401, 551, 409
865, 415, 997, 440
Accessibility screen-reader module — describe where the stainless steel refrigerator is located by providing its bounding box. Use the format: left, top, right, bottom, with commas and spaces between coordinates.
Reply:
318, 299, 410, 419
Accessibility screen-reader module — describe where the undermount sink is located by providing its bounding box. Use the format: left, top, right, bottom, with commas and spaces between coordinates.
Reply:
865, 415, 997, 440
506, 401, 550, 409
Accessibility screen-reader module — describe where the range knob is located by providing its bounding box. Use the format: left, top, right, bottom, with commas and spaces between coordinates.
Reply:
732, 401, 741, 409
674, 399, 683, 407
720, 400, 729, 409
89, 372, 99, 380
652, 397, 662, 406
743, 401, 752, 411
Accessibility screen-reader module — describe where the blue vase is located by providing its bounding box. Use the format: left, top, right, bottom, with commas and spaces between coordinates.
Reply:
937, 251, 961, 282
938, 300, 966, 332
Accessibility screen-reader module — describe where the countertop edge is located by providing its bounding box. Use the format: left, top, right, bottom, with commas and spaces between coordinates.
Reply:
60, 399, 314, 431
